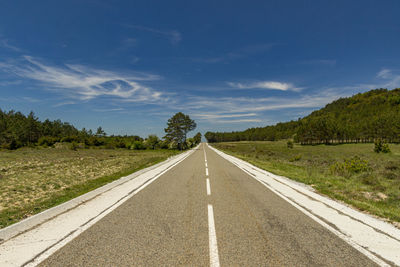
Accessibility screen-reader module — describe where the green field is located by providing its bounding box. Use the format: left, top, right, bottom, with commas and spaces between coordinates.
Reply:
212, 141, 400, 225
0, 147, 179, 228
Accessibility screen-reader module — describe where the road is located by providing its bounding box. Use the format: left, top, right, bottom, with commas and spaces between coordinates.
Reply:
39, 143, 378, 266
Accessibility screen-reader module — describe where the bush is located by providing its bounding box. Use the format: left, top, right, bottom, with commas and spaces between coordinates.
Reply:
61, 135, 79, 143
168, 141, 178, 150
85, 136, 105, 147
105, 142, 116, 149
1, 139, 21, 150
70, 141, 79, 151
186, 138, 195, 149
158, 140, 169, 149
144, 135, 159, 150
38, 136, 58, 147
330, 156, 370, 177
374, 139, 391, 153
382, 143, 391, 153
130, 141, 145, 150
289, 154, 302, 162
287, 140, 294, 149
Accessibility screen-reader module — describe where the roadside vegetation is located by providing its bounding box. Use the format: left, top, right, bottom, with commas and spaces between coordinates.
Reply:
0, 111, 199, 228
213, 141, 400, 225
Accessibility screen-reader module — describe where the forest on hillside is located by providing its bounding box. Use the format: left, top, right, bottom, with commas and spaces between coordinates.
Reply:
205, 88, 400, 144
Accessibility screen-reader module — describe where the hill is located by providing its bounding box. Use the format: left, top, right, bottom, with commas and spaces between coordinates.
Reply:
205, 88, 400, 144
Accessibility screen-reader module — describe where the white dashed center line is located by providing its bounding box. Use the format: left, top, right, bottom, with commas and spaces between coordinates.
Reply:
204, 144, 220, 267
208, 204, 220, 267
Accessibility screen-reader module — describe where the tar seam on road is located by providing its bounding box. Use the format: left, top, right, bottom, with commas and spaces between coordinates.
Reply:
208, 204, 220, 267
206, 178, 211, 196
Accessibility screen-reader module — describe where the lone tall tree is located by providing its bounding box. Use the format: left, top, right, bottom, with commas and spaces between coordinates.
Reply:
164, 112, 196, 149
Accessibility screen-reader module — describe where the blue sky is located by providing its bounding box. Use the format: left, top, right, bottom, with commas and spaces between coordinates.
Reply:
1, 0, 400, 138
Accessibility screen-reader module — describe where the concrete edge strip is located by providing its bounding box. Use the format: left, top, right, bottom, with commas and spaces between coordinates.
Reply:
0, 147, 196, 243
208, 144, 400, 266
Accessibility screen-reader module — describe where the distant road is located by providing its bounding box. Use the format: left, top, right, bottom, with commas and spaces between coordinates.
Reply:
38, 143, 380, 266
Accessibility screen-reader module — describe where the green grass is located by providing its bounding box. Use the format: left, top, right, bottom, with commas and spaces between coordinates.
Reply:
0, 147, 179, 228
212, 141, 400, 224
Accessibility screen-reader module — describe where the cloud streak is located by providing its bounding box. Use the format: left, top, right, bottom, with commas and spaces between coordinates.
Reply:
0, 56, 163, 102
0, 36, 21, 52
191, 43, 276, 64
126, 25, 182, 44
377, 69, 400, 89
227, 81, 301, 91
193, 113, 257, 120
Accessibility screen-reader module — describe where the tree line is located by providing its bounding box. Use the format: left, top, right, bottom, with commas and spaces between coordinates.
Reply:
205, 88, 400, 144
0, 110, 201, 150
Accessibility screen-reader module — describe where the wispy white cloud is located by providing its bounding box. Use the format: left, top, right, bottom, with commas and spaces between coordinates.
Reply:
0, 80, 22, 86
213, 118, 262, 123
376, 69, 400, 88
126, 24, 182, 44
52, 101, 77, 107
0, 36, 21, 52
0, 56, 164, 102
22, 96, 41, 103
179, 89, 346, 118
92, 108, 125, 112
193, 113, 257, 120
130, 56, 140, 64
193, 112, 262, 124
227, 81, 302, 91
190, 43, 276, 64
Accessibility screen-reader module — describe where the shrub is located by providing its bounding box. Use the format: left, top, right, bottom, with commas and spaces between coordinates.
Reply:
168, 141, 178, 150
144, 135, 159, 150
1, 140, 21, 150
382, 143, 391, 153
61, 135, 79, 143
105, 142, 116, 149
158, 140, 169, 149
130, 141, 145, 150
374, 139, 391, 153
330, 156, 370, 177
70, 141, 79, 151
289, 154, 302, 162
186, 138, 195, 149
287, 140, 294, 149
38, 136, 58, 147
85, 136, 105, 147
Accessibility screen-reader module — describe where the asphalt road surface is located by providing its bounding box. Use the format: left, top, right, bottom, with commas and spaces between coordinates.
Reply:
40, 143, 378, 266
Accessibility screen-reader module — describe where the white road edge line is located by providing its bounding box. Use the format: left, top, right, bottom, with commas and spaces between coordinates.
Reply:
206, 178, 211, 196
208, 204, 220, 267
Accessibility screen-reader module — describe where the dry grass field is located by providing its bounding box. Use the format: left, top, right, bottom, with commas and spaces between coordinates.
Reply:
0, 147, 179, 228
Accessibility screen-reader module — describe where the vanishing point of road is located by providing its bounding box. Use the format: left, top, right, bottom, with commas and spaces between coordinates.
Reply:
40, 143, 378, 266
